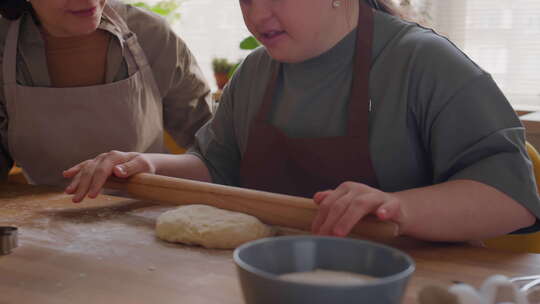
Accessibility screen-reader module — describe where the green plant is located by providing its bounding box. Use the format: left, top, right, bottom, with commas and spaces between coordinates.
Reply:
212, 58, 238, 89
227, 36, 261, 78
212, 58, 236, 75
128, 0, 183, 21
240, 36, 260, 50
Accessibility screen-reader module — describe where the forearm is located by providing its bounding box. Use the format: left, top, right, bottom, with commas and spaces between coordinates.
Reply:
147, 153, 212, 183
396, 180, 536, 242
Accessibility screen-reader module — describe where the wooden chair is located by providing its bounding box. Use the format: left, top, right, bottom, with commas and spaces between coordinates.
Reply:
164, 131, 186, 154
484, 142, 540, 253
7, 165, 27, 184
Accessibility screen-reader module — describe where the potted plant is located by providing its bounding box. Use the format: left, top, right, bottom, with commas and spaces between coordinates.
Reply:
212, 37, 260, 90
212, 58, 236, 90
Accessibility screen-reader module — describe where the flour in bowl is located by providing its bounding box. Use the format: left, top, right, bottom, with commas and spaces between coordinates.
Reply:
279, 269, 379, 285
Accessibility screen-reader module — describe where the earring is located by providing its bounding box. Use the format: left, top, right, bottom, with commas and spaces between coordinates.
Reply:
332, 0, 341, 8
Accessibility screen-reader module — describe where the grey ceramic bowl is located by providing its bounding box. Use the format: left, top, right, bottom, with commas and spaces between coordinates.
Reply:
233, 236, 415, 304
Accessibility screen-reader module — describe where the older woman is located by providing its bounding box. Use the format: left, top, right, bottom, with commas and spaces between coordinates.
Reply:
64, 0, 539, 243
0, 0, 211, 186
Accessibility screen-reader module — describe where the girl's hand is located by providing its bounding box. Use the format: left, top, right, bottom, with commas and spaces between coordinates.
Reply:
63, 151, 155, 203
311, 182, 405, 237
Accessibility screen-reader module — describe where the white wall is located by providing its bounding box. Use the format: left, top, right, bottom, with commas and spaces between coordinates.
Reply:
172, 0, 251, 90
430, 0, 540, 108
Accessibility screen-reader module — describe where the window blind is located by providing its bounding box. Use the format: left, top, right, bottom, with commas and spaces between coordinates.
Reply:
429, 0, 540, 109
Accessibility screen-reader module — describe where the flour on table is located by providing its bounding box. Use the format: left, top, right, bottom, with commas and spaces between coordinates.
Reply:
155, 205, 275, 249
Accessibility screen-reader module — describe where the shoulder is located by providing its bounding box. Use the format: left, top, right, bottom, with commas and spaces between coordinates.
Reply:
374, 13, 493, 113
108, 0, 183, 52
116, 1, 176, 42
107, 0, 194, 89
405, 28, 484, 78
376, 12, 486, 84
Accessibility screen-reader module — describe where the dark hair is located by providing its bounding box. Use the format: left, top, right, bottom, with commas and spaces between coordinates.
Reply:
0, 0, 32, 20
366, 0, 399, 16
365, 0, 416, 21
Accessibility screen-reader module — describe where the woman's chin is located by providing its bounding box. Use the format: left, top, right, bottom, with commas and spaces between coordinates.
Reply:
66, 23, 101, 37
266, 50, 304, 64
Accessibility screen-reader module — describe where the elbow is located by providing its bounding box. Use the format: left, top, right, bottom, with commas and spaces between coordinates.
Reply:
515, 206, 537, 230
523, 210, 537, 228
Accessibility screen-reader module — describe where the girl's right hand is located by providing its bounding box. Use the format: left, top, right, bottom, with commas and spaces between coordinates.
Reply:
63, 151, 155, 203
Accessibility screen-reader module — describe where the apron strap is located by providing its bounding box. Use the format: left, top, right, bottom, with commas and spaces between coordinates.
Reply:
348, 0, 374, 136
256, 61, 280, 122
102, 5, 137, 76
102, 4, 162, 99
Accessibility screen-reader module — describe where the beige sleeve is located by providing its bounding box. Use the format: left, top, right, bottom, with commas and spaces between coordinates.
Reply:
124, 5, 212, 149
160, 35, 212, 149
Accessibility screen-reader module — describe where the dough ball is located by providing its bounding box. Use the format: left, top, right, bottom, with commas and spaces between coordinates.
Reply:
155, 205, 275, 249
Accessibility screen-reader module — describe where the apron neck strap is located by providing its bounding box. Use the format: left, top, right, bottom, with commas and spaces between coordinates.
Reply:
102, 4, 140, 76
256, 62, 280, 122
348, 0, 374, 136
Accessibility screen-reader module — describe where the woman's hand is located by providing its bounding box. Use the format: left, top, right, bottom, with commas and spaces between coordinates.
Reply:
311, 182, 405, 237
63, 151, 155, 203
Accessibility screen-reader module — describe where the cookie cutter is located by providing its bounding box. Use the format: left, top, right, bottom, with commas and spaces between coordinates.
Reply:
0, 226, 18, 255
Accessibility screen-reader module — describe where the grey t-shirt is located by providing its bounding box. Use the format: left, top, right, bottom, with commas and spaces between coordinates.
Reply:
189, 11, 540, 229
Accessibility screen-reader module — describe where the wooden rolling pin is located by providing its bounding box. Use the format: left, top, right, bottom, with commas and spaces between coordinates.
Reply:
105, 173, 398, 240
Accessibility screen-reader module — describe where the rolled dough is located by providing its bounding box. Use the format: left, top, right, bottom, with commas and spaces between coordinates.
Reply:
155, 205, 275, 249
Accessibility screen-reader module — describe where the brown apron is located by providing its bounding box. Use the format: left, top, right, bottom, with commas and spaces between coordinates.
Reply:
239, 0, 378, 198
3, 4, 164, 187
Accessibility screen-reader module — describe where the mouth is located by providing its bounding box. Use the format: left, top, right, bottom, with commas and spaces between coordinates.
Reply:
68, 7, 98, 17
258, 30, 287, 46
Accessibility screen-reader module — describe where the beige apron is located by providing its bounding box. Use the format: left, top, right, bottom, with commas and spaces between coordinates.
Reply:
3, 5, 164, 187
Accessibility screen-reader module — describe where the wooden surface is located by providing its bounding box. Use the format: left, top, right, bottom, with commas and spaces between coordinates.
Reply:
1, 183, 540, 304
521, 111, 540, 149
521, 111, 540, 121
521, 111, 540, 136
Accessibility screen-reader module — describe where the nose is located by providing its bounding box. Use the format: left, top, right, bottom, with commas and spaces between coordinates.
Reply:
244, 0, 273, 25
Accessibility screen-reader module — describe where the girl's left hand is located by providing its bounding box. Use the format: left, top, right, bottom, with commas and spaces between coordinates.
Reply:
311, 182, 405, 237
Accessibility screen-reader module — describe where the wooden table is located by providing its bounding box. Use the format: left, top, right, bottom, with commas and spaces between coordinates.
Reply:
521, 111, 540, 149
521, 111, 540, 132
1, 183, 540, 304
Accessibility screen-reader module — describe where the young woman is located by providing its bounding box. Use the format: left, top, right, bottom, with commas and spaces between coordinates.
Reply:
0, 0, 211, 186
63, 0, 540, 242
